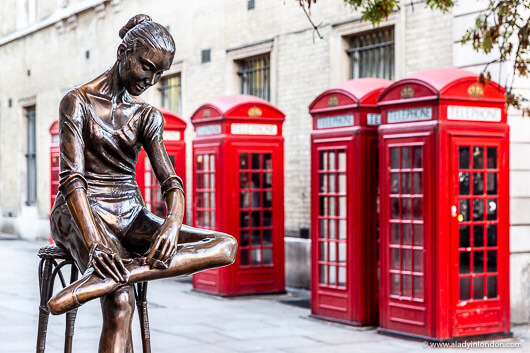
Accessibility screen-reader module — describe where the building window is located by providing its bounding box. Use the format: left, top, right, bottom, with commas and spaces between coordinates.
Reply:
26, 105, 37, 205
347, 27, 394, 80
238, 54, 270, 101
159, 74, 182, 115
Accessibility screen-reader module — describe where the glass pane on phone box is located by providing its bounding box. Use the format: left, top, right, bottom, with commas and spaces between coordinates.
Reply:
240, 230, 249, 246
487, 276, 497, 298
338, 197, 346, 217
329, 174, 336, 193
263, 173, 272, 188
460, 251, 470, 274
329, 151, 336, 170
391, 198, 400, 219
473, 146, 484, 169
197, 173, 204, 189
473, 277, 484, 299
459, 199, 470, 221
412, 172, 422, 194
197, 155, 204, 170
459, 225, 470, 248
329, 242, 336, 262
338, 151, 346, 170
204, 192, 209, 208
263, 153, 272, 170
329, 266, 336, 285
391, 248, 400, 269
413, 146, 422, 168
263, 229, 272, 245
459, 172, 470, 195
401, 173, 411, 194
319, 174, 327, 193
414, 276, 424, 299
338, 267, 346, 287
473, 225, 484, 247
251, 249, 261, 265
240, 192, 249, 208
402, 198, 411, 219
251, 173, 260, 188
459, 146, 470, 169
251, 211, 261, 227
319, 265, 327, 284
263, 191, 272, 208
413, 250, 423, 272
252, 229, 261, 245
474, 251, 484, 273
329, 196, 336, 216
240, 212, 249, 228
319, 196, 327, 216
413, 223, 423, 246
240, 153, 249, 169
251, 153, 261, 170
487, 173, 497, 195
402, 275, 412, 297
460, 277, 470, 300
391, 274, 400, 295
487, 199, 497, 220
252, 192, 260, 208
391, 223, 400, 244
197, 192, 204, 208
209, 154, 215, 171
402, 223, 411, 244
240, 249, 249, 265
338, 220, 346, 239
412, 198, 422, 219
203, 173, 209, 189
338, 174, 346, 193
390, 147, 399, 169
319, 151, 327, 171
403, 249, 411, 271
263, 210, 272, 227
487, 224, 497, 246
473, 173, 484, 195
390, 173, 399, 194
319, 219, 327, 238
319, 241, 327, 261
487, 147, 497, 169
401, 147, 411, 169
487, 250, 497, 272
263, 248, 273, 265
240, 173, 249, 189
329, 220, 336, 239
338, 243, 346, 263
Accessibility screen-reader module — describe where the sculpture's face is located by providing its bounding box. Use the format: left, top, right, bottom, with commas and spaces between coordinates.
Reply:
119, 46, 173, 96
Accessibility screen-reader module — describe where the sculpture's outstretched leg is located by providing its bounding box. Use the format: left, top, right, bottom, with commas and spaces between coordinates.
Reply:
48, 225, 237, 315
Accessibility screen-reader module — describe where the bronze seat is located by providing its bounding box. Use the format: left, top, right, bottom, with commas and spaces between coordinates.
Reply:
36, 244, 152, 353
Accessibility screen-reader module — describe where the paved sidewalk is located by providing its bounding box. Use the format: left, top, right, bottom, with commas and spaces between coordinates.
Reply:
0, 237, 528, 352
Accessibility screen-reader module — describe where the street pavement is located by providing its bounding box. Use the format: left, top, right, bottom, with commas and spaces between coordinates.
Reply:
0, 236, 529, 353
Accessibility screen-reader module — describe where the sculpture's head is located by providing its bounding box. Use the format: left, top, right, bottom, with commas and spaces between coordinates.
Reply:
117, 14, 175, 96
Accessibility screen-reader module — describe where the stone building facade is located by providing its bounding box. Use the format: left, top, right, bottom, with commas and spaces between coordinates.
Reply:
0, 0, 529, 323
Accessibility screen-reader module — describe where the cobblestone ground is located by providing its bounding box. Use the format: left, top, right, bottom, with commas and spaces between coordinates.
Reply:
0, 236, 528, 353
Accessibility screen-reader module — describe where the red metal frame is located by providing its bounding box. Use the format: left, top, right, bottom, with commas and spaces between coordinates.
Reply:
377, 68, 510, 340
136, 107, 187, 219
190, 95, 285, 296
309, 78, 391, 325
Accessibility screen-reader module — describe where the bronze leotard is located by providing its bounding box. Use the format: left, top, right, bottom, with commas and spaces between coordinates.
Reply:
50, 88, 179, 271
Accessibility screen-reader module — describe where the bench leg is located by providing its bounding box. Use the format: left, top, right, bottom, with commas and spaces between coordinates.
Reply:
36, 259, 53, 353
64, 266, 78, 353
135, 282, 151, 353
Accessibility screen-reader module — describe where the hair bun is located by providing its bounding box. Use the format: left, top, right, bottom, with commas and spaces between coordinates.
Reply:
119, 14, 152, 39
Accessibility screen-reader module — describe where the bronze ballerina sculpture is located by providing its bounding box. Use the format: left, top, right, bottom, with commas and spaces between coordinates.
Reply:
48, 14, 237, 352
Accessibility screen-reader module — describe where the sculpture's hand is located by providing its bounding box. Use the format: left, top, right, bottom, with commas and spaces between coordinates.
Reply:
143, 220, 180, 268
87, 243, 130, 283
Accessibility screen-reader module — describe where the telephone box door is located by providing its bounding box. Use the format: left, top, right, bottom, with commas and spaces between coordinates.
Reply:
236, 145, 284, 293
312, 142, 351, 319
381, 134, 433, 336
450, 137, 508, 336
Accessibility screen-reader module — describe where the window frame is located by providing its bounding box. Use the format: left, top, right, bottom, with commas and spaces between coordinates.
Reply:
158, 73, 182, 115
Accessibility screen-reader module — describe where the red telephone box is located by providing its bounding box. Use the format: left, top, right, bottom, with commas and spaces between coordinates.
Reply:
309, 78, 391, 325
135, 107, 187, 218
190, 95, 285, 296
377, 68, 510, 340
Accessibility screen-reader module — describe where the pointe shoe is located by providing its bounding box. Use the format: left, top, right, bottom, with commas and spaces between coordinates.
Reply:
48, 270, 120, 315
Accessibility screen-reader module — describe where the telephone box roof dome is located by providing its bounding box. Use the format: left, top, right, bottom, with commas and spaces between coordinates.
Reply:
157, 107, 186, 130
378, 67, 505, 103
191, 94, 285, 122
309, 78, 392, 111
